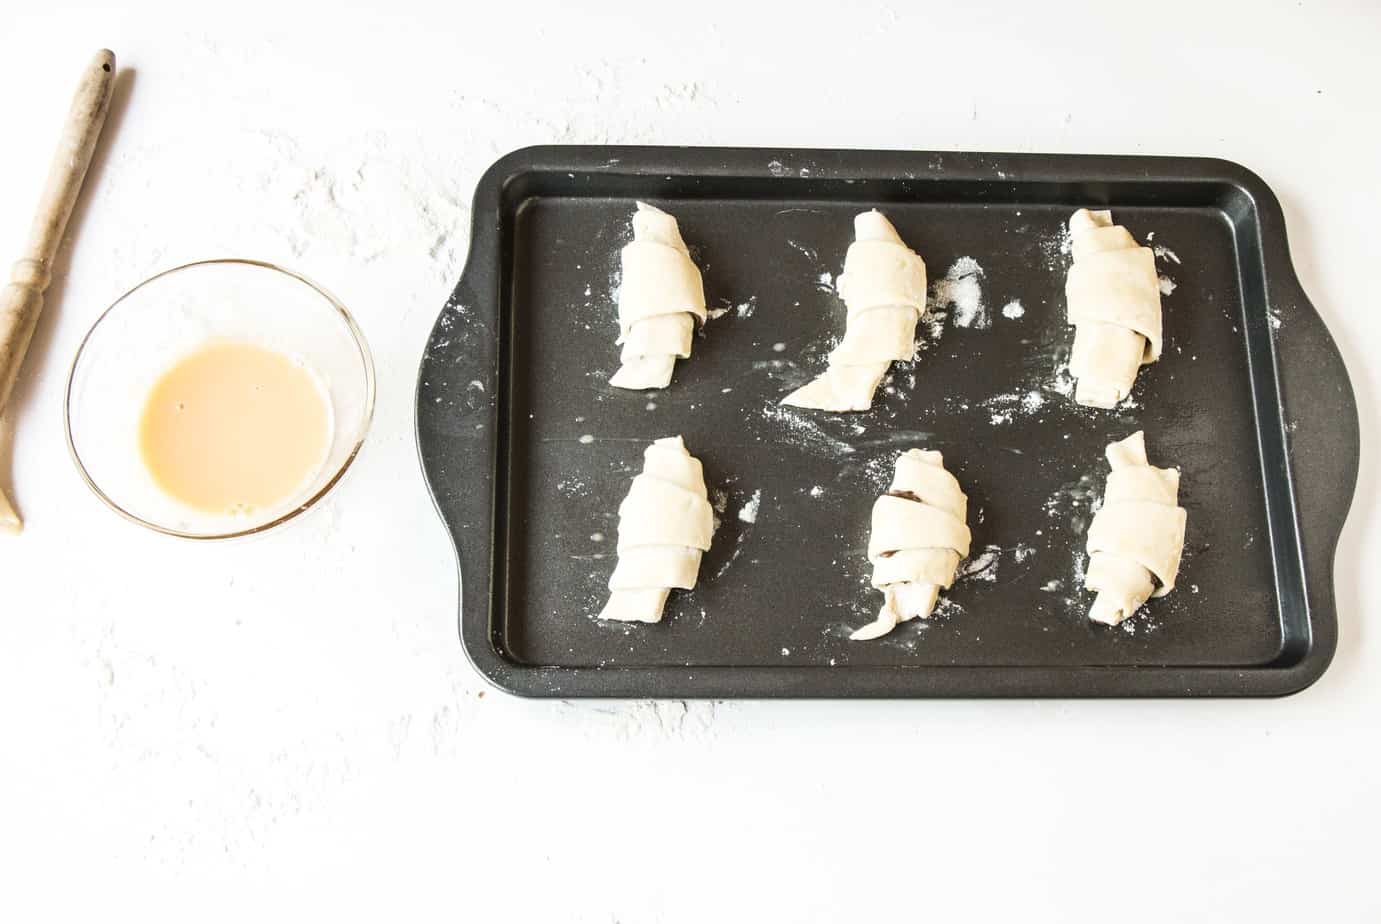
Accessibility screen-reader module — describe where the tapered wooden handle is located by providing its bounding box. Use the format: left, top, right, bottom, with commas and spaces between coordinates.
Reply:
0, 49, 116, 533
0, 48, 114, 414
22, 51, 117, 280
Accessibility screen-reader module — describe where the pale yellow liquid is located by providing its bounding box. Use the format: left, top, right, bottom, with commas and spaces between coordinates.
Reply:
139, 342, 331, 515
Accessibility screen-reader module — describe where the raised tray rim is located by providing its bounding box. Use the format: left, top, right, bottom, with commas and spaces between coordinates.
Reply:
415, 145, 1358, 698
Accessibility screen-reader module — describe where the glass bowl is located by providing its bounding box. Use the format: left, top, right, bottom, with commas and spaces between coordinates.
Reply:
65, 259, 375, 539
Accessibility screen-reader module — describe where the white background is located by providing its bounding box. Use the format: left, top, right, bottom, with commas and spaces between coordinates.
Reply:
2, 1, 1378, 920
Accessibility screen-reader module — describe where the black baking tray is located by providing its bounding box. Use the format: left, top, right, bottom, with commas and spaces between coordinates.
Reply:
415, 145, 1357, 698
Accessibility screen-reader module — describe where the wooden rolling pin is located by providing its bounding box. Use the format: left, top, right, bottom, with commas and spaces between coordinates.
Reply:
0, 49, 116, 534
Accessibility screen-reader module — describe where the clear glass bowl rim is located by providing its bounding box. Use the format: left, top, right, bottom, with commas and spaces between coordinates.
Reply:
64, 258, 376, 540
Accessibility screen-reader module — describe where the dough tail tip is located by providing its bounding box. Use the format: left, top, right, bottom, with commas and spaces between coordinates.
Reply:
598, 588, 671, 624
849, 602, 901, 641
1088, 590, 1132, 626
609, 360, 674, 391
849, 618, 896, 641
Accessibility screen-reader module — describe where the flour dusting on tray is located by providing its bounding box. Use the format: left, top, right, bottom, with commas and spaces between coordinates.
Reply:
929, 257, 989, 329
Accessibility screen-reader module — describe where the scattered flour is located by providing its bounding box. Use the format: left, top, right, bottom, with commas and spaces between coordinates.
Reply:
738, 490, 762, 524
929, 257, 989, 329
1159, 276, 1177, 296
707, 306, 730, 320
590, 532, 605, 542
759, 403, 856, 458
736, 297, 758, 318
931, 596, 965, 619
1001, 300, 1025, 319
1046, 363, 1077, 400
809, 486, 824, 498
980, 389, 1046, 425
244, 132, 472, 287
1152, 244, 1182, 265
917, 307, 947, 347
858, 453, 900, 493
1070, 549, 1088, 597
578, 434, 595, 444
556, 477, 589, 497
1040, 224, 1074, 269
709, 488, 729, 514
958, 545, 1002, 582
771, 342, 787, 352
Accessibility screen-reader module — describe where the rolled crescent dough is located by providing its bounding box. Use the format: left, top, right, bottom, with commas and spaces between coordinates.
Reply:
851, 449, 971, 640
782, 210, 927, 412
1065, 208, 1163, 408
598, 436, 714, 624
1084, 430, 1187, 625
610, 202, 708, 390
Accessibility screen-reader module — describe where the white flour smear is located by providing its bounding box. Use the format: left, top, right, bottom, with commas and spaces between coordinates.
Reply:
738, 490, 762, 523
931, 596, 965, 619
1045, 362, 1077, 400
1152, 244, 1182, 265
958, 545, 1002, 582
929, 257, 989, 329
758, 403, 857, 459
712, 531, 749, 580
913, 307, 947, 349
857, 453, 900, 493
244, 133, 472, 288
1001, 300, 1025, 319
980, 389, 1047, 426
1039, 224, 1074, 270
1159, 276, 1178, 296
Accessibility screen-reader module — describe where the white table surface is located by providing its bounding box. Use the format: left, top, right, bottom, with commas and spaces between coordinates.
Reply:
3, 1, 1378, 919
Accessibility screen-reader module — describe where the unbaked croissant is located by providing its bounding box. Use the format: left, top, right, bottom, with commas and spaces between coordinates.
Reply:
1085, 430, 1187, 625
610, 203, 708, 390
782, 210, 927, 412
851, 449, 971, 640
1065, 208, 1163, 408
599, 436, 714, 624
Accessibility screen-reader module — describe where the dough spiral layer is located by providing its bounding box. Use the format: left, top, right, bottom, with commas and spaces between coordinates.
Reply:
599, 436, 714, 624
610, 202, 708, 390
1065, 208, 1163, 408
1084, 430, 1187, 625
851, 449, 971, 641
782, 210, 927, 412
